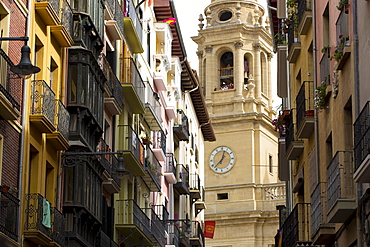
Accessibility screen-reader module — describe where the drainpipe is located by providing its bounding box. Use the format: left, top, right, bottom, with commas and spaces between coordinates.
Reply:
18, 0, 33, 245
312, 0, 320, 188
352, 0, 363, 245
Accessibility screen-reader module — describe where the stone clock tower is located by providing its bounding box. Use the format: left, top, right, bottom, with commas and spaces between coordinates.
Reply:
192, 0, 286, 246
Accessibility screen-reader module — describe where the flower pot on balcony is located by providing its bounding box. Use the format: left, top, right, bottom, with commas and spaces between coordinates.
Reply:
305, 110, 314, 116
142, 138, 150, 145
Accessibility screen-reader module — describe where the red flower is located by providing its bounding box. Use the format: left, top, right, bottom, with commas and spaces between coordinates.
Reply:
339, 35, 343, 38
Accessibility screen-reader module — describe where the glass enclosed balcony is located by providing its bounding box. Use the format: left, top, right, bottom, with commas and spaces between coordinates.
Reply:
173, 110, 190, 141
152, 129, 166, 162
122, 0, 143, 53
285, 110, 304, 160
174, 164, 190, 194
143, 146, 162, 191
144, 81, 163, 130
164, 153, 177, 184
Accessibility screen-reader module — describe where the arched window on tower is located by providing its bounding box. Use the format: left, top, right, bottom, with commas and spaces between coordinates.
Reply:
244, 53, 253, 89
261, 53, 267, 94
218, 52, 234, 90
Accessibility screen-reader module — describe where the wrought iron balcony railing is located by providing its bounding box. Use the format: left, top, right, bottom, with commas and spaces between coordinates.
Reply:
167, 223, 180, 246
55, 100, 70, 140
310, 183, 324, 235
105, 0, 125, 35
31, 80, 56, 125
297, 0, 312, 25
296, 81, 314, 127
51, 207, 65, 246
152, 205, 169, 223
100, 230, 118, 247
327, 151, 355, 210
173, 110, 190, 141
145, 81, 163, 125
354, 101, 370, 170
165, 153, 176, 174
119, 125, 144, 165
288, 19, 300, 51
123, 0, 143, 43
115, 199, 151, 238
174, 164, 190, 194
36, 0, 73, 37
0, 48, 21, 112
0, 187, 19, 241
122, 57, 145, 103
190, 173, 201, 191
190, 221, 205, 246
148, 208, 165, 247
152, 129, 166, 155
24, 194, 54, 240
285, 111, 295, 150
320, 50, 331, 84
98, 53, 123, 111
96, 138, 120, 185
336, 10, 349, 43
281, 203, 311, 247
143, 146, 162, 191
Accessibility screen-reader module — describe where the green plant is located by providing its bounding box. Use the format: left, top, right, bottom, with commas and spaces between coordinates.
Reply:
321, 45, 330, 54
337, 0, 349, 11
314, 79, 328, 110
331, 35, 349, 61
274, 32, 286, 45
286, 0, 298, 28
272, 111, 290, 132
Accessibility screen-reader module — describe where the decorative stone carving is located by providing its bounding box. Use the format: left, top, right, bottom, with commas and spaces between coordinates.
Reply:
253, 43, 261, 51
234, 40, 244, 49
205, 45, 213, 53
196, 50, 203, 58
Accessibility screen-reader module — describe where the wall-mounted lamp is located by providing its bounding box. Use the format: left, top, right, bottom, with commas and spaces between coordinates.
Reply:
0, 36, 41, 78
62, 151, 130, 178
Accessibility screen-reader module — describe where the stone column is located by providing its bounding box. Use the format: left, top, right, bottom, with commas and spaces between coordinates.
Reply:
253, 43, 262, 99
234, 40, 244, 98
205, 45, 214, 101
267, 52, 273, 107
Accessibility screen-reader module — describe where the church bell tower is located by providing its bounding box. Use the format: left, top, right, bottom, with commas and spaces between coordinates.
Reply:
192, 0, 285, 246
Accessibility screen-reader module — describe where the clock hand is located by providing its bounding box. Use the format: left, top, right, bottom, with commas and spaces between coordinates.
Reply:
215, 151, 226, 167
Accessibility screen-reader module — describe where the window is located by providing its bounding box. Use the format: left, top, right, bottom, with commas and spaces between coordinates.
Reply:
219, 10, 232, 22
269, 155, 273, 174
217, 193, 228, 200
0, 3, 9, 87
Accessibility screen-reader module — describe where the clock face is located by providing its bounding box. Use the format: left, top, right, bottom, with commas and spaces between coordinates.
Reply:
209, 147, 235, 173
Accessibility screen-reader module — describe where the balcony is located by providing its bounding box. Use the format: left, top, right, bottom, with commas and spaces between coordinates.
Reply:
122, 57, 145, 114
327, 151, 356, 223
100, 230, 119, 247
115, 199, 152, 246
297, 0, 312, 35
167, 223, 181, 246
152, 205, 169, 223
285, 111, 304, 160
320, 51, 331, 84
173, 110, 190, 141
0, 187, 19, 242
276, 203, 312, 247
35, 0, 73, 47
296, 81, 314, 138
118, 125, 146, 176
190, 221, 204, 247
287, 19, 301, 63
0, 49, 21, 120
24, 193, 65, 246
152, 130, 166, 162
98, 54, 123, 115
104, 0, 125, 40
123, 0, 143, 53
174, 164, 190, 194
143, 147, 162, 192
147, 208, 166, 247
310, 183, 335, 245
164, 153, 177, 184
46, 100, 70, 150
144, 82, 163, 130
354, 101, 370, 182
96, 138, 121, 193
194, 188, 206, 216
335, 10, 351, 70
30, 80, 57, 134
190, 173, 201, 200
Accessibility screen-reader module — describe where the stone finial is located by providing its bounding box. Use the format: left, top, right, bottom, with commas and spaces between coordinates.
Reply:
206, 8, 212, 27
198, 14, 204, 30
236, 2, 241, 23
265, 18, 270, 31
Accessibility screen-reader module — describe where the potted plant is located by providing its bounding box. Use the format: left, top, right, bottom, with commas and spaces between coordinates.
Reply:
271, 110, 290, 131
1, 185, 10, 193
321, 45, 331, 58
337, 0, 349, 13
141, 136, 151, 145
331, 35, 349, 61
315, 79, 328, 110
